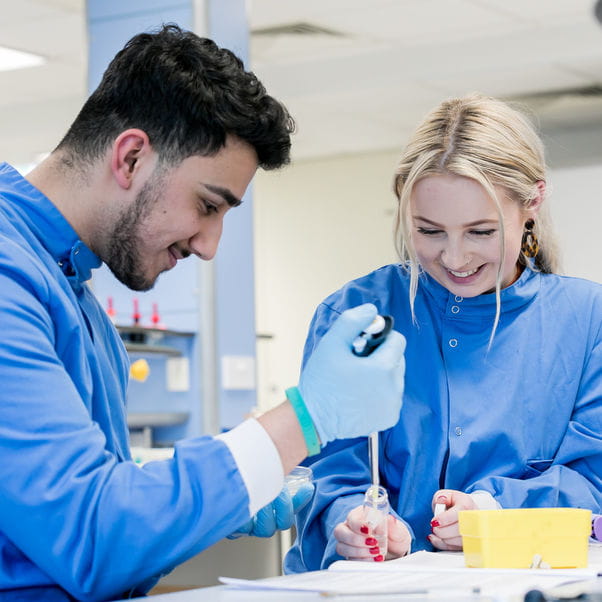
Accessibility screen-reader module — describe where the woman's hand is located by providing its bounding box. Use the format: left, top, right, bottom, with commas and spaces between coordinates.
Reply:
334, 505, 411, 562
428, 490, 477, 551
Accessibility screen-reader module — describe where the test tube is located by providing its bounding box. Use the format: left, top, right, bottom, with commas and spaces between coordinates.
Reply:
285, 466, 313, 497
362, 484, 389, 561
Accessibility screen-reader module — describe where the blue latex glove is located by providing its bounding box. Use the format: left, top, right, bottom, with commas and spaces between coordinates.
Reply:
299, 303, 406, 444
227, 481, 315, 539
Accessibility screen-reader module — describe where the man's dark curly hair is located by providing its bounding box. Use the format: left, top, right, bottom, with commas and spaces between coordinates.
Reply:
56, 23, 294, 169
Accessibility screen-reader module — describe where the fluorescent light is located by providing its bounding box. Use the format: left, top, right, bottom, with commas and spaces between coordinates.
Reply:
0, 45, 45, 72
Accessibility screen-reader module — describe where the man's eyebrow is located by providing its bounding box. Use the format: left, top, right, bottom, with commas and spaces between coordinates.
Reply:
206, 184, 242, 207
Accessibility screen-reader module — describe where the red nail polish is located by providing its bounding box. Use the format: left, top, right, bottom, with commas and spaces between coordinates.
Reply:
374, 555, 384, 562
431, 519, 440, 528
365, 537, 377, 546
437, 495, 447, 503
360, 525, 369, 535
369, 546, 380, 554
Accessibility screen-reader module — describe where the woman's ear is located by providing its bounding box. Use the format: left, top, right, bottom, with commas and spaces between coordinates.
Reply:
527, 180, 546, 216
110, 129, 151, 190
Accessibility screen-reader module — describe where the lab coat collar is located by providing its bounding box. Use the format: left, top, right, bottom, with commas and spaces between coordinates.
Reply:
418, 265, 540, 316
0, 162, 101, 291
57, 240, 102, 292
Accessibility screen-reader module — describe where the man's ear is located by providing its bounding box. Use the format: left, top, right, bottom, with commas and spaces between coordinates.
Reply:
110, 129, 152, 190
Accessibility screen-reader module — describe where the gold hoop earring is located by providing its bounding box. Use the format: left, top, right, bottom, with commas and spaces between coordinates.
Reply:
521, 218, 539, 258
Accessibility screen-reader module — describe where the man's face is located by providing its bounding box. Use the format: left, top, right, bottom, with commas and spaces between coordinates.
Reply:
104, 136, 258, 291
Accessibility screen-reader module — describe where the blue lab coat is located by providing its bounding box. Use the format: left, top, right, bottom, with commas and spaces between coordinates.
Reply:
285, 263, 602, 572
0, 164, 252, 600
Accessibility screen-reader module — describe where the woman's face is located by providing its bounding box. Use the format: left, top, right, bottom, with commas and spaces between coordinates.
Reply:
410, 174, 534, 298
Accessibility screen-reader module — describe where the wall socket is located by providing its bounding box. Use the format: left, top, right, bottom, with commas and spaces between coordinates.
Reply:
221, 355, 256, 390
166, 357, 190, 392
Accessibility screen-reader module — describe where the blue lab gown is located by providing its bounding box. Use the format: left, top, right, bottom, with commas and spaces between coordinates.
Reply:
285, 263, 602, 572
0, 164, 253, 600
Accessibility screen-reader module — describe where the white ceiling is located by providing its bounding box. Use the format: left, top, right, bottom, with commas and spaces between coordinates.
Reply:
1, 0, 601, 168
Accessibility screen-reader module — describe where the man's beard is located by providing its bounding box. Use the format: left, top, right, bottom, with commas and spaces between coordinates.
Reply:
103, 173, 164, 292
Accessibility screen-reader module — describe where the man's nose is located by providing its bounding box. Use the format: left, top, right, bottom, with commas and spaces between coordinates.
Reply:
190, 220, 223, 261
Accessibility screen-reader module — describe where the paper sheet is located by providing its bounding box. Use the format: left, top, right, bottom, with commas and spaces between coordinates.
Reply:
220, 570, 595, 598
330, 550, 601, 575
220, 550, 601, 598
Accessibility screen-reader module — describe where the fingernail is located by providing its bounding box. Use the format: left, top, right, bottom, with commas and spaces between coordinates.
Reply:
369, 546, 380, 554
365, 537, 377, 546
437, 495, 447, 503
360, 525, 369, 535
374, 555, 384, 562
430, 519, 440, 528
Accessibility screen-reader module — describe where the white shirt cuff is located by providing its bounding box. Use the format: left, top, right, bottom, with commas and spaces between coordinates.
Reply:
216, 418, 284, 516
470, 490, 502, 510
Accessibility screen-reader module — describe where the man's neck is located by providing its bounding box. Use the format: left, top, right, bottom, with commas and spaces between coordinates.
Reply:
25, 153, 103, 252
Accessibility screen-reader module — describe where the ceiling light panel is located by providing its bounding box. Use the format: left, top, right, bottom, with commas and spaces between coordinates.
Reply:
0, 46, 45, 72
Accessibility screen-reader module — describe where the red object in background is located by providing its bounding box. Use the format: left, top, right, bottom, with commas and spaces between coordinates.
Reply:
106, 297, 116, 322
132, 298, 141, 325
150, 302, 166, 329
151, 303, 160, 327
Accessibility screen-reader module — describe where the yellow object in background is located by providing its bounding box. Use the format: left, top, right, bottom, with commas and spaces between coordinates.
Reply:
459, 508, 591, 569
129, 358, 150, 382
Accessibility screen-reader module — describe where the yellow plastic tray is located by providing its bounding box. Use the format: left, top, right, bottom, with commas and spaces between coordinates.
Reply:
458, 508, 591, 568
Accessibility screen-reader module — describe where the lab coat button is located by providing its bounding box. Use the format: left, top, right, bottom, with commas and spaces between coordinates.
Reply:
451, 305, 460, 314
449, 338, 458, 348
455, 426, 462, 436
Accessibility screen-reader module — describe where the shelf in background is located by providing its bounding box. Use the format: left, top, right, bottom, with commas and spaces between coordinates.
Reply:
127, 412, 190, 428
118, 325, 194, 356
125, 343, 183, 357
117, 325, 194, 338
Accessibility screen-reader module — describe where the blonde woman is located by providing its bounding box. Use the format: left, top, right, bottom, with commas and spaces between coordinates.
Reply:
285, 93, 602, 572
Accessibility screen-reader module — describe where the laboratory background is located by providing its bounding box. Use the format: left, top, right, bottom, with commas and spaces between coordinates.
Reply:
1, 0, 601, 593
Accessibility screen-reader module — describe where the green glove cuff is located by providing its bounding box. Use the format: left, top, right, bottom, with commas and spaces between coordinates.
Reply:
285, 386, 321, 457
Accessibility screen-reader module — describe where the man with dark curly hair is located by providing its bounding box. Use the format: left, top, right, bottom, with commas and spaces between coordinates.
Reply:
0, 24, 406, 600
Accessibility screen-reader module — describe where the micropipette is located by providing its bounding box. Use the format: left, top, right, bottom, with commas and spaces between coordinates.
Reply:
352, 315, 394, 495
368, 432, 379, 489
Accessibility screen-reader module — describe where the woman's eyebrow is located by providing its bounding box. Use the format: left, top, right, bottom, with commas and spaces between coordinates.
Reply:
413, 216, 498, 227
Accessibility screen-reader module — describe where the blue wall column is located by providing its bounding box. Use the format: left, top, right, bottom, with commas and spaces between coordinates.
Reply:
86, 0, 258, 437
198, 0, 259, 432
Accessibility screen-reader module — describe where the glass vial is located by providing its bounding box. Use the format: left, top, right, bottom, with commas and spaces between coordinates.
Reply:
362, 484, 389, 561
285, 465, 313, 497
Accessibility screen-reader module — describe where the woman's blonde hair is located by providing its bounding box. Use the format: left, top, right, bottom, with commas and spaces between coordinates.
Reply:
393, 93, 560, 341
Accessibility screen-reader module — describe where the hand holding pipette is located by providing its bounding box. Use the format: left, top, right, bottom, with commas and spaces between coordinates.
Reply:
297, 305, 405, 444
303, 308, 409, 561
